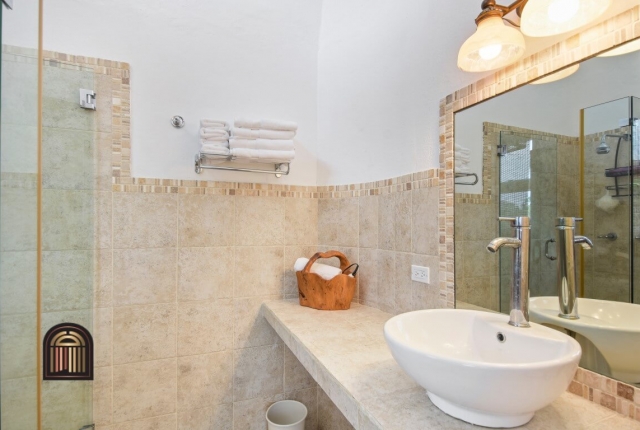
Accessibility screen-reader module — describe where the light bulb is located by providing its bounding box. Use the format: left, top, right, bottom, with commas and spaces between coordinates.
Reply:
548, 0, 580, 24
479, 44, 503, 60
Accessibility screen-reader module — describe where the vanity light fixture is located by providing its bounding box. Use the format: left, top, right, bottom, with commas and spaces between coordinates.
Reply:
597, 38, 640, 58
458, 0, 611, 72
529, 64, 579, 84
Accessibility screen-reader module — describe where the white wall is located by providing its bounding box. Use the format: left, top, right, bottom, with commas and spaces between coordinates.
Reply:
455, 51, 640, 194
40, 0, 323, 185
316, 0, 484, 185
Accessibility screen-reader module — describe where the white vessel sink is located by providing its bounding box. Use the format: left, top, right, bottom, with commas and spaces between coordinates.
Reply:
530, 296, 640, 384
383, 309, 581, 428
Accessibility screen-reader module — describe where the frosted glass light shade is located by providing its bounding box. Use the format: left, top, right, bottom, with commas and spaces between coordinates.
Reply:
598, 39, 640, 57
530, 64, 579, 84
521, 0, 611, 37
458, 16, 526, 72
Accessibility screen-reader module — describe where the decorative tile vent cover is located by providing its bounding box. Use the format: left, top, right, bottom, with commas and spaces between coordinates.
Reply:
43, 323, 93, 380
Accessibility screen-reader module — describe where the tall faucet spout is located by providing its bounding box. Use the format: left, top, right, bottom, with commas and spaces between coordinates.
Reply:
487, 237, 521, 253
574, 236, 594, 250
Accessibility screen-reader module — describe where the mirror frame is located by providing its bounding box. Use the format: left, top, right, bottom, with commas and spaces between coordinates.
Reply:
438, 6, 640, 310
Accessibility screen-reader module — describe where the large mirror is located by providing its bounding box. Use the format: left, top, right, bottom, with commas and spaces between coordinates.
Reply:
454, 40, 640, 387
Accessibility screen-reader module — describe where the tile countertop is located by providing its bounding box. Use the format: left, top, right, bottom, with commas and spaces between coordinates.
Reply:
261, 300, 640, 430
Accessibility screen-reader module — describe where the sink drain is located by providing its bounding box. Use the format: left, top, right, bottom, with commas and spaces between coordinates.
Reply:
496, 332, 506, 343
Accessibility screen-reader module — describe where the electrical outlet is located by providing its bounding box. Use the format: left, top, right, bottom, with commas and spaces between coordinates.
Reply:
411, 265, 430, 284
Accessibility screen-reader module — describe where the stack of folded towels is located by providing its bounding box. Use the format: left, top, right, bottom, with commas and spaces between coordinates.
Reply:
229, 118, 297, 164
199, 120, 230, 157
455, 144, 471, 174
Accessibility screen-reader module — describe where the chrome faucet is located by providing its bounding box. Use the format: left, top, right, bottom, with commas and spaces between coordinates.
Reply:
550, 217, 593, 320
487, 216, 531, 328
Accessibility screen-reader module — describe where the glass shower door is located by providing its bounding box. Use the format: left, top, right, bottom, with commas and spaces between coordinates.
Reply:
498, 131, 558, 312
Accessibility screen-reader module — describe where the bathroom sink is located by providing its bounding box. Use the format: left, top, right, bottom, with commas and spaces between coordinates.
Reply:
530, 296, 640, 384
383, 309, 581, 428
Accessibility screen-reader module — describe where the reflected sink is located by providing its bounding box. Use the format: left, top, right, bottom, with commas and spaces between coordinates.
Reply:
384, 309, 581, 428
530, 297, 640, 384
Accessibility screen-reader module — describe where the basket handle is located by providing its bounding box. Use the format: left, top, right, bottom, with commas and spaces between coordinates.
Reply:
303, 251, 351, 273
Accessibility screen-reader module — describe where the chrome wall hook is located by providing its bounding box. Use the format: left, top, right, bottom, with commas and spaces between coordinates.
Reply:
171, 115, 185, 128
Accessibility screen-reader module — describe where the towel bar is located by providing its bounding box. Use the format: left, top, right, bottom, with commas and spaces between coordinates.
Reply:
195, 153, 290, 178
455, 172, 478, 185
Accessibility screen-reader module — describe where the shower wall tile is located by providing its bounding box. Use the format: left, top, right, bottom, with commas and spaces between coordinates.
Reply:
177, 247, 234, 302
94, 73, 114, 133
113, 248, 176, 307
0, 251, 37, 315
112, 358, 177, 423
285, 197, 318, 246
0, 377, 37, 430
177, 352, 233, 411
359, 195, 379, 249
177, 194, 234, 247
0, 186, 37, 252
0, 314, 36, 380
41, 380, 92, 430
177, 299, 233, 356
233, 343, 284, 402
377, 193, 395, 251
0, 59, 38, 127
93, 366, 113, 426
113, 193, 177, 249
411, 187, 439, 256
233, 296, 282, 350
234, 246, 284, 298
93, 307, 113, 368
42, 97, 96, 131
318, 198, 359, 247
177, 404, 233, 430
42, 250, 94, 312
395, 191, 412, 253
110, 414, 177, 430
0, 124, 38, 174
112, 303, 176, 364
232, 393, 285, 430
235, 197, 285, 246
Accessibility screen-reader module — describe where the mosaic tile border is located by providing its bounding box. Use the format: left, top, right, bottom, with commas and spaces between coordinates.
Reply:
569, 368, 640, 420
441, 5, 640, 418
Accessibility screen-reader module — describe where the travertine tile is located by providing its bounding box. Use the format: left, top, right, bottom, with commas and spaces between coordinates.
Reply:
377, 194, 395, 251
42, 379, 93, 430
233, 343, 284, 402
234, 246, 284, 298
0, 377, 37, 430
177, 352, 233, 410
42, 189, 112, 250
285, 197, 318, 246
412, 254, 441, 310
42, 250, 95, 312
0, 251, 37, 315
110, 414, 177, 430
93, 366, 113, 426
358, 248, 378, 307
394, 252, 413, 314
232, 393, 284, 430
234, 296, 282, 349
285, 345, 315, 392
359, 195, 379, 249
286, 387, 319, 430
318, 385, 355, 430
113, 248, 176, 306
178, 194, 234, 247
94, 73, 114, 133
318, 198, 359, 247
0, 313, 36, 380
113, 358, 177, 423
395, 191, 412, 253
235, 197, 284, 246
376, 250, 396, 313
177, 404, 233, 430
94, 307, 113, 368
113, 303, 176, 364
411, 187, 439, 256
177, 299, 233, 356
177, 247, 234, 301
0, 187, 37, 251
113, 193, 177, 249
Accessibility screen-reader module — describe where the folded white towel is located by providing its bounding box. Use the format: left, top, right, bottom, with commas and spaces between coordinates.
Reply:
234, 118, 298, 132
456, 166, 472, 174
200, 128, 229, 139
456, 156, 470, 164
230, 127, 296, 140
230, 148, 295, 164
294, 257, 353, 280
200, 119, 230, 130
455, 144, 471, 153
200, 144, 230, 156
229, 138, 294, 151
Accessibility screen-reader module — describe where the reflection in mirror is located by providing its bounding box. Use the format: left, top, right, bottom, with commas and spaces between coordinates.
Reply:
454, 40, 640, 386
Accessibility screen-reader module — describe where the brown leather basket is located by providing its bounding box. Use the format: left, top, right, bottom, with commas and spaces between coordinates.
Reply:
296, 251, 358, 310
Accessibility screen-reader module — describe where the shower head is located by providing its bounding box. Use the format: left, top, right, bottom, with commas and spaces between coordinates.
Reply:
596, 137, 611, 155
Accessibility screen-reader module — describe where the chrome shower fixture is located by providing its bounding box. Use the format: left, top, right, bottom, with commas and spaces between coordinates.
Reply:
596, 137, 610, 154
